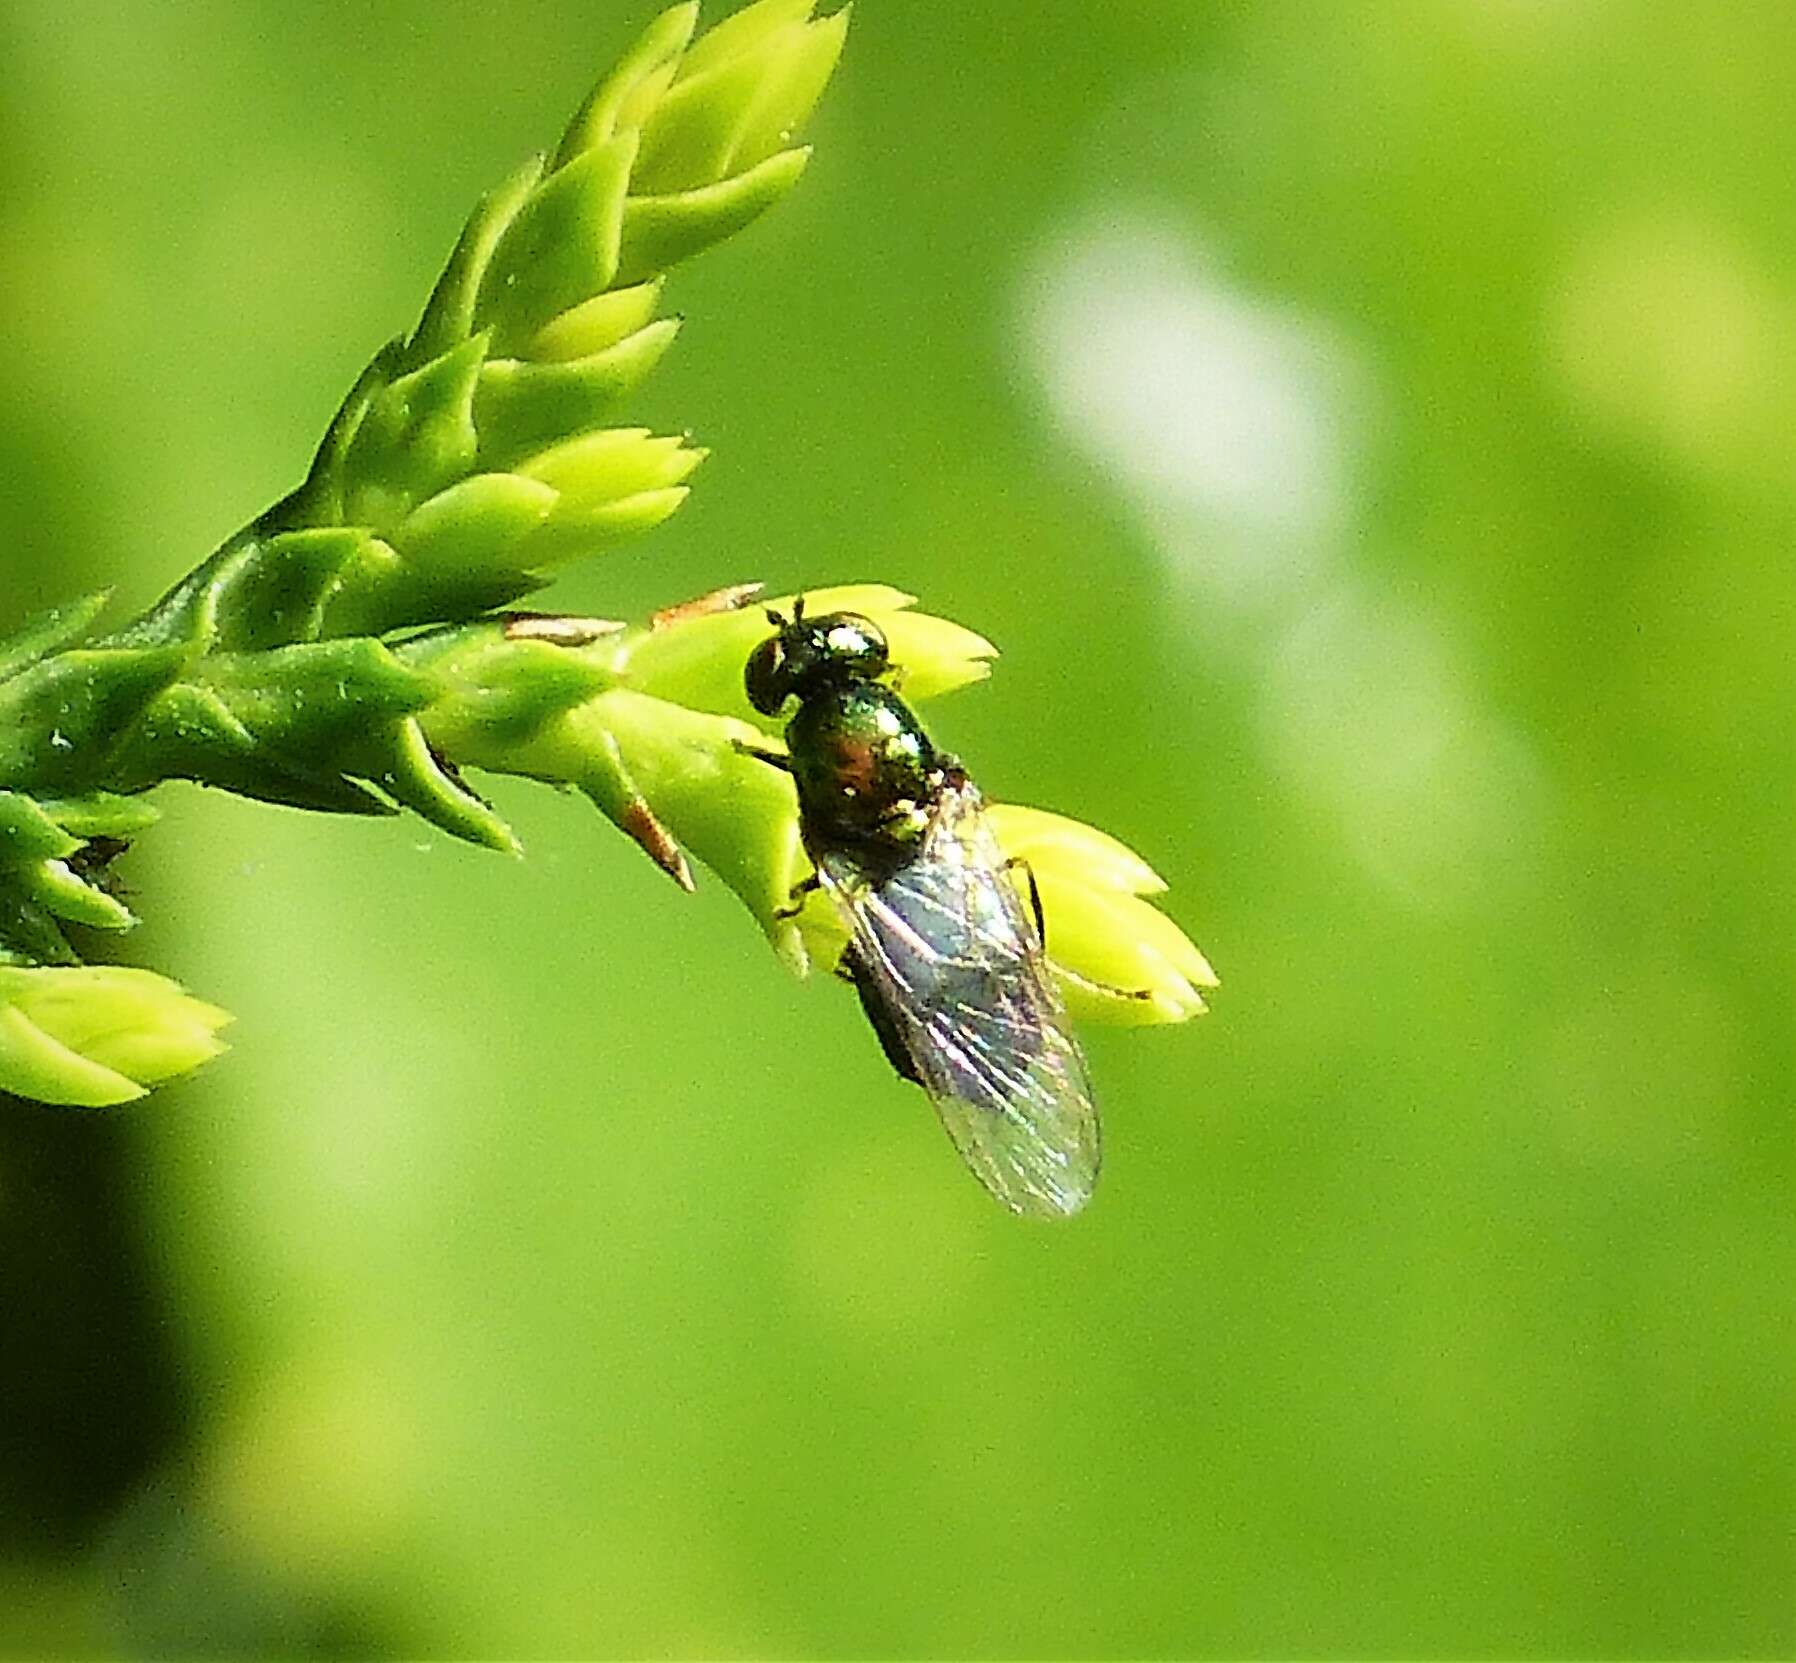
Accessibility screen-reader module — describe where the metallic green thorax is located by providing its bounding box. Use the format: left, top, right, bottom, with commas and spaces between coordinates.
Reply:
744, 606, 943, 874
787, 680, 939, 866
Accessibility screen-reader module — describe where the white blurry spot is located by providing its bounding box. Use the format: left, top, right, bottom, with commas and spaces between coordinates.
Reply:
1021, 210, 1545, 908
1022, 214, 1370, 611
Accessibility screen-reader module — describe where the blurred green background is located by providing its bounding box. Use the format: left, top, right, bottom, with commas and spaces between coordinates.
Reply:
2, 1, 1792, 1656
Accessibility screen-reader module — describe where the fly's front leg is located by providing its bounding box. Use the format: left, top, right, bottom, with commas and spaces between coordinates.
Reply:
732, 738, 793, 774
732, 737, 815, 918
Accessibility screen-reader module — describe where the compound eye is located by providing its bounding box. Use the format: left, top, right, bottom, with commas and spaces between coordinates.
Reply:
744, 635, 788, 715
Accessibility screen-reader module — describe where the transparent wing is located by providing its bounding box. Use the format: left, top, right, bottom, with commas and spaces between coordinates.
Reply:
820, 780, 1100, 1218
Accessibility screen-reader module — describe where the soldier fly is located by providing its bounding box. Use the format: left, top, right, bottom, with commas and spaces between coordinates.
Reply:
742, 599, 1099, 1218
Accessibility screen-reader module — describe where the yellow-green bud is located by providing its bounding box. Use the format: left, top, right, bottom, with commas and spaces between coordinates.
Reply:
631, 1, 850, 197
0, 967, 230, 1107
985, 805, 1218, 1025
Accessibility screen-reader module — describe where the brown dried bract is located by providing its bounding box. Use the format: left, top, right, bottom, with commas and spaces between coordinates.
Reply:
621, 797, 696, 893
501, 613, 627, 645
650, 582, 764, 631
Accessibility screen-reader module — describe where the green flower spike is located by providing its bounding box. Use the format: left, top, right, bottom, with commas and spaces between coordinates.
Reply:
0, 0, 1213, 1113
404, 583, 1215, 1018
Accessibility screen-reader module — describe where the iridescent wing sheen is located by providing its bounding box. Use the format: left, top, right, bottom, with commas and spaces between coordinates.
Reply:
819, 779, 1101, 1218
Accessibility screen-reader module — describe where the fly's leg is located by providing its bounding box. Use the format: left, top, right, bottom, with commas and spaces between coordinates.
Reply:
1002, 855, 1156, 1003
1060, 964, 1160, 1006
733, 739, 815, 918
776, 871, 822, 920
1002, 856, 1047, 948
732, 738, 793, 774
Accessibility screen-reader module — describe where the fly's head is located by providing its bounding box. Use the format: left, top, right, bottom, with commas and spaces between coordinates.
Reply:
744, 597, 891, 716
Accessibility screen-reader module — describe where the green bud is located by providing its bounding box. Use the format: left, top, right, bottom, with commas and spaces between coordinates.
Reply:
0, 641, 190, 793
683, 0, 814, 73
526, 279, 665, 362
555, 5, 700, 164
389, 475, 558, 583
15, 853, 133, 933
510, 429, 706, 570
473, 318, 682, 470
405, 160, 546, 370
474, 135, 637, 355
518, 427, 704, 504
213, 528, 368, 651
340, 336, 487, 532
31, 792, 161, 841
0, 966, 230, 1107
632, 1, 848, 195
615, 149, 811, 286
0, 789, 79, 865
